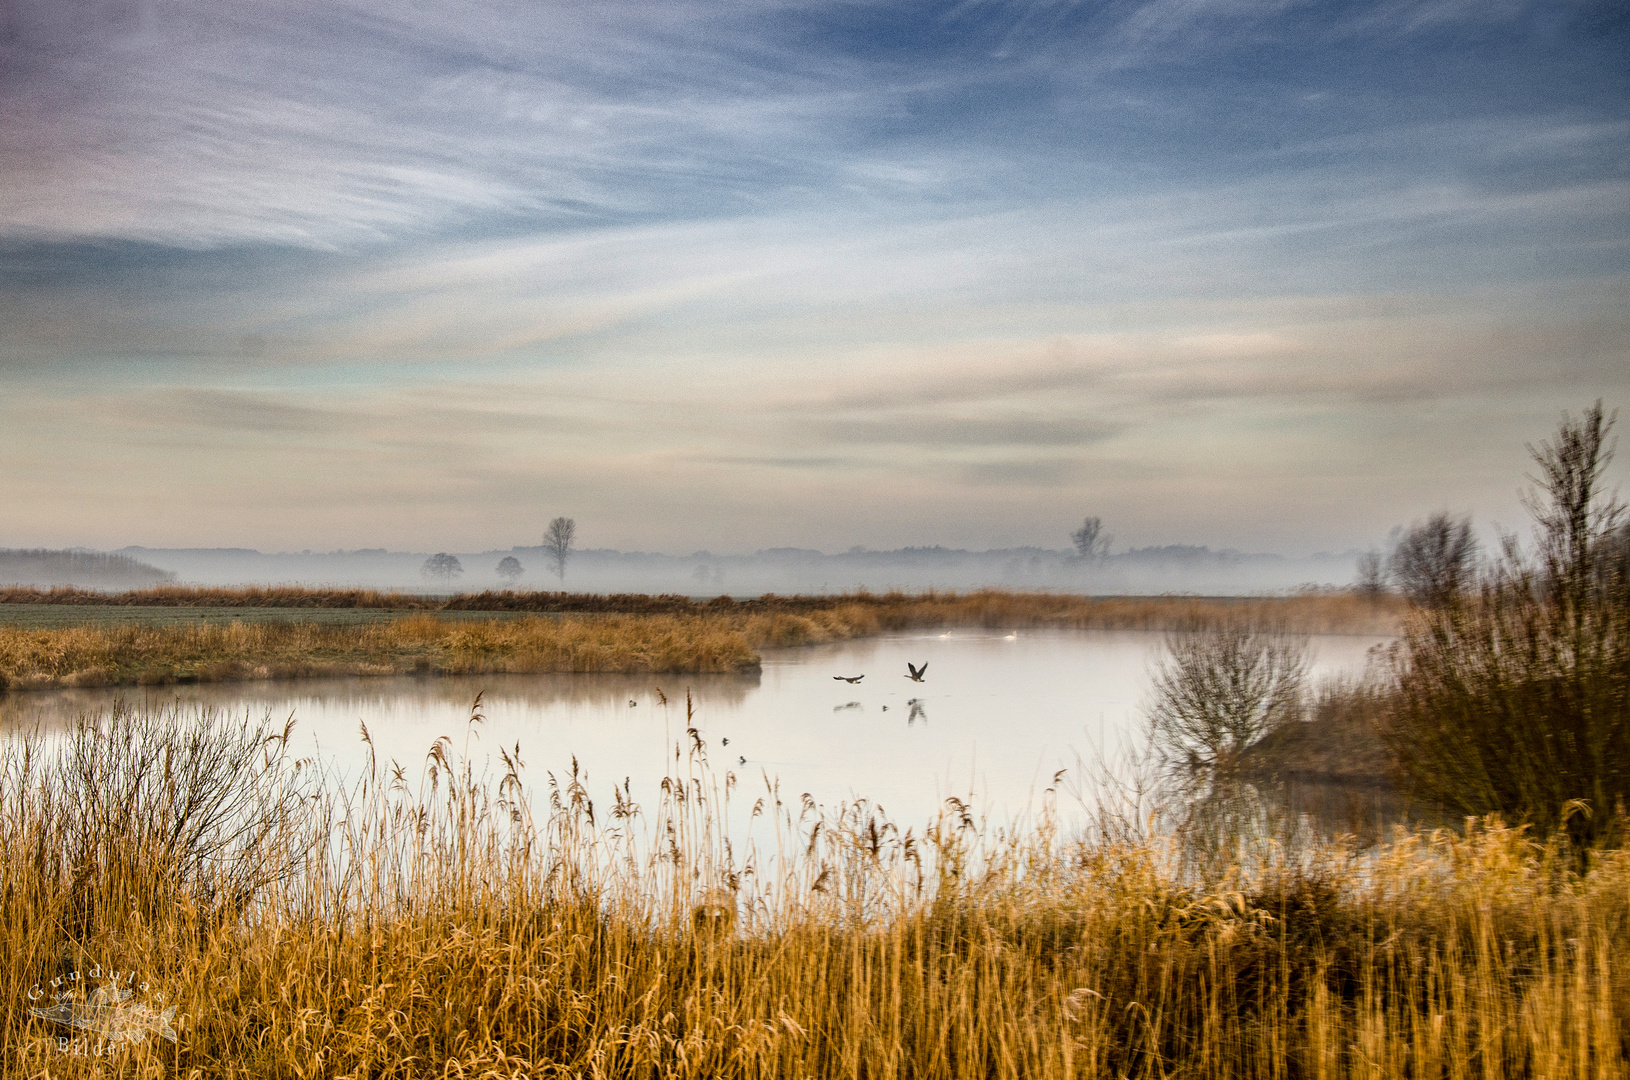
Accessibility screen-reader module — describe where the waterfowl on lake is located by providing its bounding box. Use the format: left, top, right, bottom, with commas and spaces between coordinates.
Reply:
833, 674, 864, 683
628, 699, 638, 707
905, 661, 928, 682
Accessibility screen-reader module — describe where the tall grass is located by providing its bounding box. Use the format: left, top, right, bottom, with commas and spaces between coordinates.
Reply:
0, 614, 759, 690
0, 591, 1399, 691
2, 702, 1624, 1077
2, 584, 1405, 635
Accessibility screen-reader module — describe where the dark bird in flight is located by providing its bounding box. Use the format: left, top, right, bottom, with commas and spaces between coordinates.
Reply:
722, 737, 729, 746
833, 674, 864, 683
905, 662, 928, 683
738, 755, 746, 766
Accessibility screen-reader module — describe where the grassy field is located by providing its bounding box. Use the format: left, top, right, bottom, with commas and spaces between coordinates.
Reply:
0, 614, 760, 690
0, 589, 1404, 691
0, 605, 548, 631
1, 703, 1623, 1078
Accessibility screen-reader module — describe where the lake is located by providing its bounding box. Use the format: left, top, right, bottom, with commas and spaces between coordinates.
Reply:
0, 629, 1391, 831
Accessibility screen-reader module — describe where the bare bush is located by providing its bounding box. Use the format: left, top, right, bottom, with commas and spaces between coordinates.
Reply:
1386, 402, 1630, 848
1147, 617, 1310, 783
1388, 513, 1478, 607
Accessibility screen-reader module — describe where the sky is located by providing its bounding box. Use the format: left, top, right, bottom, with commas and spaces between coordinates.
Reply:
1, 0, 1626, 557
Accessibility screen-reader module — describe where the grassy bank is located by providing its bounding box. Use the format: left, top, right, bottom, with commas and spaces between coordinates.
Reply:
0, 614, 760, 690
2, 704, 1623, 1078
0, 583, 1406, 631
0, 589, 1402, 691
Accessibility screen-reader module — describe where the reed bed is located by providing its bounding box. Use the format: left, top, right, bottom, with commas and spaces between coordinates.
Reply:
0, 591, 1398, 692
0, 701, 1623, 1078
0, 614, 759, 690
1, 585, 1405, 634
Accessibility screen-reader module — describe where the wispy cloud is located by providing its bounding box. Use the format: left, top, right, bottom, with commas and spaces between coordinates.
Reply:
0, 0, 1624, 554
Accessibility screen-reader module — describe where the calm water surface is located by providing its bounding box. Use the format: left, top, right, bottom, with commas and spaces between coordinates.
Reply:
0, 630, 1390, 828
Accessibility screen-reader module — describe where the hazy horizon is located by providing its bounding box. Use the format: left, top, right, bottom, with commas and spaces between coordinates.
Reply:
2, 0, 1626, 555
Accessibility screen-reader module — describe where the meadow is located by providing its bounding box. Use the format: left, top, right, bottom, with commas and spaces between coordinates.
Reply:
1, 701, 1623, 1078
0, 589, 1404, 691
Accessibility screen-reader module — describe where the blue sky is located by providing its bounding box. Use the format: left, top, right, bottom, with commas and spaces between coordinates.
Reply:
1, 0, 1626, 555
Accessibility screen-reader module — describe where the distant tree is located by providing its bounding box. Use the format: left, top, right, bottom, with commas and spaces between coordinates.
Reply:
1071, 517, 1111, 560
1354, 548, 1388, 598
496, 555, 524, 585
1388, 513, 1478, 607
544, 517, 576, 583
421, 552, 463, 585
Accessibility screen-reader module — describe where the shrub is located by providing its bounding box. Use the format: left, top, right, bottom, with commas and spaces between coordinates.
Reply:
1385, 403, 1630, 847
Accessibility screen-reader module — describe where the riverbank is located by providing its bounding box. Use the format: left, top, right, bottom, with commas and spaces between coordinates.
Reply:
0, 589, 1404, 691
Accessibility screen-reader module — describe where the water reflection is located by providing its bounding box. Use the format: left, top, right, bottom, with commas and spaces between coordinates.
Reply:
0, 630, 1391, 831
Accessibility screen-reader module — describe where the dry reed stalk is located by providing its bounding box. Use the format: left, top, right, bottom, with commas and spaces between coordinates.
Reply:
1, 702, 1624, 1077
0, 613, 759, 690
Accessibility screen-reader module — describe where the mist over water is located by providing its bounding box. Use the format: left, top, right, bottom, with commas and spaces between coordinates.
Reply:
0, 629, 1391, 831
84, 544, 1366, 596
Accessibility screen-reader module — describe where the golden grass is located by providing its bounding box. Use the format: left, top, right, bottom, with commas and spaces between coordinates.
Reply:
2, 583, 1406, 631
0, 590, 1402, 690
2, 702, 1624, 1078
737, 591, 1404, 649
0, 614, 759, 690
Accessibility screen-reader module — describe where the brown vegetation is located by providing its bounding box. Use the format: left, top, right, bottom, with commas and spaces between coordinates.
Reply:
0, 590, 1401, 691
0, 583, 1407, 632
1, 703, 1623, 1077
0, 614, 759, 690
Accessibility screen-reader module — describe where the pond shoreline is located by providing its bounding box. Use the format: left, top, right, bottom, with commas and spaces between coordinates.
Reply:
0, 588, 1404, 692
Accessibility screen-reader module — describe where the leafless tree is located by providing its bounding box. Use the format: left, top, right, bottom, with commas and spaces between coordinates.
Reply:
1354, 548, 1388, 598
1071, 516, 1111, 560
496, 555, 524, 585
544, 517, 576, 583
421, 552, 463, 585
1524, 400, 1623, 610
1147, 617, 1309, 782
1388, 513, 1478, 607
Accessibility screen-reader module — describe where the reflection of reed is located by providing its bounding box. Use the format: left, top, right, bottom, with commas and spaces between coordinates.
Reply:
0, 670, 761, 733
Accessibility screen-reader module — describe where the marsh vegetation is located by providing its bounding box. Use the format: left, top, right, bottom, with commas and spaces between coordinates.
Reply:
0, 589, 1403, 691
2, 700, 1624, 1077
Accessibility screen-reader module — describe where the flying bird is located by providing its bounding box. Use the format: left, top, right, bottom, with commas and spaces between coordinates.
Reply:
905, 662, 928, 683
833, 674, 864, 683
738, 756, 746, 766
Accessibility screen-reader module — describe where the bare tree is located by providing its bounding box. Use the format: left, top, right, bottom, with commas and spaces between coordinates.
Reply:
496, 555, 524, 585
1384, 402, 1630, 848
1524, 400, 1623, 611
421, 552, 463, 585
543, 517, 576, 583
1354, 548, 1388, 598
1071, 517, 1111, 560
1388, 513, 1478, 607
1147, 618, 1309, 782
